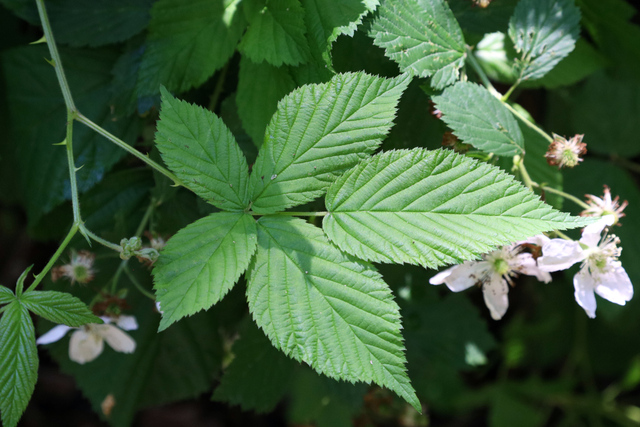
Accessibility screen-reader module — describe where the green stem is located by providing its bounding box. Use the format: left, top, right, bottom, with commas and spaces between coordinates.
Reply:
64, 113, 82, 223
515, 156, 534, 189
80, 225, 123, 252
208, 61, 229, 112
134, 202, 155, 238
536, 184, 590, 210
465, 46, 503, 98
501, 79, 521, 102
124, 266, 155, 300
26, 223, 79, 293
35, 0, 76, 113
75, 113, 182, 186
503, 102, 553, 143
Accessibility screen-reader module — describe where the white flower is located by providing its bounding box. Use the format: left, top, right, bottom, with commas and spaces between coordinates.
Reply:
581, 185, 628, 225
37, 315, 137, 364
51, 250, 95, 285
538, 216, 633, 318
430, 244, 551, 320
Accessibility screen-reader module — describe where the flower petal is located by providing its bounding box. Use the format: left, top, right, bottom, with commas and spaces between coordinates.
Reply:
539, 239, 584, 272
594, 264, 634, 306
116, 315, 138, 331
36, 325, 73, 345
514, 253, 552, 283
580, 215, 615, 247
573, 269, 597, 318
69, 327, 104, 364
523, 234, 550, 247
482, 274, 509, 320
98, 324, 136, 354
431, 261, 490, 292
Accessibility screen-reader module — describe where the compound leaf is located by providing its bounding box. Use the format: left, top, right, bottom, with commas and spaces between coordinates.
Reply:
20, 291, 102, 327
324, 149, 592, 269
249, 72, 410, 214
247, 216, 420, 411
137, 0, 245, 95
432, 82, 524, 157
508, 0, 581, 81
153, 212, 257, 331
370, 0, 465, 89
240, 0, 310, 66
155, 87, 251, 211
0, 301, 38, 427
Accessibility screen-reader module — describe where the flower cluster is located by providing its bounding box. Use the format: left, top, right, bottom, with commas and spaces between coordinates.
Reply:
430, 215, 633, 320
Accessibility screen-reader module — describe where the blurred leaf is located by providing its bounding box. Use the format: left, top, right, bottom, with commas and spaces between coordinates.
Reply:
0, 301, 38, 427
47, 0, 154, 47
137, 0, 246, 96
571, 72, 640, 158
0, 0, 39, 24
236, 57, 296, 148
490, 387, 546, 427
239, 0, 310, 66
449, 0, 518, 35
0, 285, 15, 305
213, 318, 296, 412
21, 291, 101, 327
2, 45, 140, 225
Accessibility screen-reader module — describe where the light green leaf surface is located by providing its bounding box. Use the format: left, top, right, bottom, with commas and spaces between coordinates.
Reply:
213, 318, 296, 412
432, 82, 524, 157
153, 212, 257, 331
137, 0, 245, 95
0, 301, 38, 427
300, 0, 378, 66
249, 72, 410, 214
508, 0, 581, 81
247, 216, 420, 410
240, 0, 310, 66
0, 286, 15, 305
324, 149, 591, 269
20, 291, 102, 327
236, 56, 296, 147
155, 87, 251, 210
370, 0, 465, 89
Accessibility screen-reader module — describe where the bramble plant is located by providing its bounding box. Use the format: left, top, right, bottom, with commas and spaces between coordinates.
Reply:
1, 0, 639, 426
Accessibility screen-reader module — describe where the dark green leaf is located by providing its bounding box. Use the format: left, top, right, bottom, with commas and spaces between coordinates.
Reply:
20, 291, 102, 327
153, 212, 257, 331
0, 301, 38, 427
137, 0, 246, 95
247, 216, 420, 410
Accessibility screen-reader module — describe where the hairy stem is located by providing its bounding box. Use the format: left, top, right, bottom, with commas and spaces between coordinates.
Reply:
80, 226, 123, 252
26, 223, 79, 293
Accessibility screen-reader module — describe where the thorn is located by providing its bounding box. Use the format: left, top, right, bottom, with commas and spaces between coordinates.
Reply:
44, 57, 56, 67
30, 36, 46, 45
53, 138, 67, 146
75, 165, 84, 172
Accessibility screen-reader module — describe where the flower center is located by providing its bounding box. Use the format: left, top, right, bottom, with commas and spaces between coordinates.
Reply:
492, 258, 510, 276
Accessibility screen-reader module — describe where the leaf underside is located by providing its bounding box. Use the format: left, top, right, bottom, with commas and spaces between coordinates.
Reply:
153, 212, 257, 331
155, 87, 251, 211
20, 291, 102, 327
508, 0, 581, 81
432, 82, 525, 157
0, 301, 38, 427
370, 0, 466, 89
324, 148, 592, 269
246, 216, 420, 411
249, 72, 410, 214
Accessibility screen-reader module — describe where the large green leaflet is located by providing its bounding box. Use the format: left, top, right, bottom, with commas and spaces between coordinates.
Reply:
20, 291, 101, 327
432, 82, 525, 157
249, 72, 410, 214
0, 301, 38, 427
239, 0, 310, 66
155, 87, 251, 211
137, 0, 245, 95
246, 216, 420, 411
508, 0, 581, 81
370, 0, 466, 89
323, 149, 592, 269
153, 212, 257, 331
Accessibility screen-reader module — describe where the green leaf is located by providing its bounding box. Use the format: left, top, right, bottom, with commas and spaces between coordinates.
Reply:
432, 82, 525, 157
155, 87, 251, 210
1, 45, 139, 225
247, 216, 420, 410
0, 301, 38, 427
508, 0, 581, 81
239, 0, 310, 66
323, 149, 592, 269
47, 0, 153, 47
300, 0, 378, 66
213, 318, 296, 412
0, 286, 14, 305
249, 72, 410, 214
370, 0, 465, 89
153, 212, 257, 331
20, 291, 102, 327
137, 0, 246, 95
236, 56, 296, 148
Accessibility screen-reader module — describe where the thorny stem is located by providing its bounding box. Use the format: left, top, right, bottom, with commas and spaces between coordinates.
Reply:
26, 223, 79, 293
